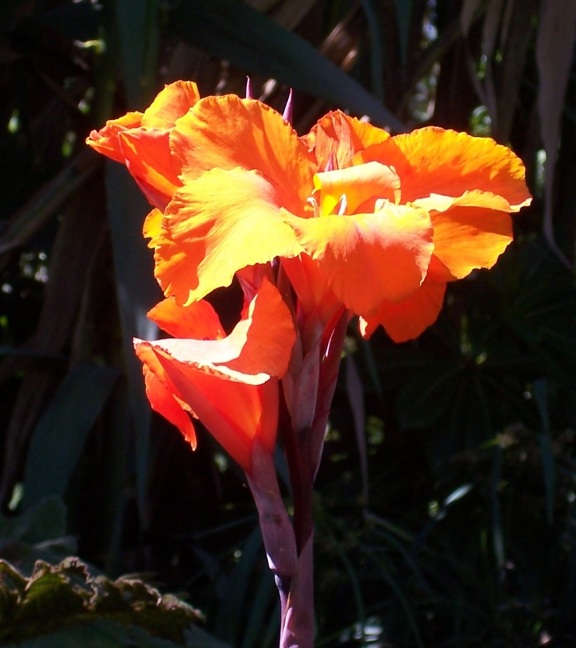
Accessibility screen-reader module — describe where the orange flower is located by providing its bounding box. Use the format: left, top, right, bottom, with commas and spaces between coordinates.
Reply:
134, 280, 296, 473
89, 88, 531, 342
87, 81, 201, 209
292, 113, 532, 340
147, 97, 435, 323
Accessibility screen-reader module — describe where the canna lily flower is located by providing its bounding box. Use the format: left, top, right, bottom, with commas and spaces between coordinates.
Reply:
134, 279, 296, 473
299, 113, 532, 339
87, 80, 201, 209
147, 96, 530, 341
89, 87, 531, 342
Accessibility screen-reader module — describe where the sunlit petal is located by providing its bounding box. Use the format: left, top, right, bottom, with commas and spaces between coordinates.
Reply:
359, 127, 532, 209
133, 281, 294, 472
171, 95, 315, 215
314, 161, 401, 215
147, 298, 226, 340
155, 167, 303, 304
282, 201, 434, 315
117, 130, 180, 209
86, 112, 143, 162
430, 204, 513, 280
141, 81, 201, 128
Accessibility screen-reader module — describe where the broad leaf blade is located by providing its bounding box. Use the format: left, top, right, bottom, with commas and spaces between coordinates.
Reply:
22, 364, 118, 509
168, 0, 405, 131
104, 162, 161, 516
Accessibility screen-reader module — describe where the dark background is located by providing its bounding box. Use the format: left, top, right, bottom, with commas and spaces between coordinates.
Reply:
1, 1, 575, 646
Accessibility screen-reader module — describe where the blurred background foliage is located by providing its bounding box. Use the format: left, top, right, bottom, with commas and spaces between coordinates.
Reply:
0, 0, 575, 646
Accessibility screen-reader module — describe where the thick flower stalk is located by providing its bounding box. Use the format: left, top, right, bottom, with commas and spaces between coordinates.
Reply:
88, 81, 531, 648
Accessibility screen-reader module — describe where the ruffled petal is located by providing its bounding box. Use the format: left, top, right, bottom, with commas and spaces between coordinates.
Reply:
304, 110, 391, 169
143, 208, 163, 247
86, 112, 144, 163
171, 95, 315, 216
141, 81, 201, 128
359, 127, 532, 209
87, 82, 202, 209
155, 167, 303, 304
282, 201, 434, 315
359, 279, 447, 342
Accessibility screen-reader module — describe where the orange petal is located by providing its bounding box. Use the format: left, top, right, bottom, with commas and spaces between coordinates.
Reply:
429, 198, 514, 279
141, 81, 201, 128
281, 255, 342, 325
137, 344, 198, 448
360, 127, 532, 209
226, 279, 296, 376
144, 354, 278, 471
155, 167, 303, 304
144, 279, 294, 381
303, 110, 391, 169
282, 201, 434, 315
171, 95, 315, 216
87, 82, 201, 208
314, 161, 401, 215
147, 298, 226, 340
359, 279, 447, 342
117, 130, 181, 209
86, 112, 144, 163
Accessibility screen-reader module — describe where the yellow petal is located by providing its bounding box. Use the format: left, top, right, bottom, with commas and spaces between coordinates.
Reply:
314, 161, 401, 215
141, 81, 201, 128
155, 167, 303, 304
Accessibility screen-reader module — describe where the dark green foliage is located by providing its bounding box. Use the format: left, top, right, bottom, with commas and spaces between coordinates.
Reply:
1, 0, 575, 646
0, 555, 202, 646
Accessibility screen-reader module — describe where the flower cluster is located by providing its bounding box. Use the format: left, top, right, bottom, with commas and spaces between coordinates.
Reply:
88, 80, 530, 472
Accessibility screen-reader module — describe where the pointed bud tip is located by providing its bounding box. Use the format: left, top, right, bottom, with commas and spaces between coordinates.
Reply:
282, 88, 293, 123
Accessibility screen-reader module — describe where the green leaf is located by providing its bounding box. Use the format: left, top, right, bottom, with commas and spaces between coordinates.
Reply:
115, 0, 160, 107
167, 0, 405, 131
0, 557, 202, 645
185, 626, 234, 648
396, 364, 463, 429
214, 528, 265, 645
4, 619, 183, 648
394, 0, 413, 67
22, 364, 118, 509
0, 497, 66, 545
104, 161, 161, 516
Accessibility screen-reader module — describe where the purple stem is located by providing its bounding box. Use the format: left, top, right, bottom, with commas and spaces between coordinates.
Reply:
248, 310, 350, 647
